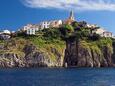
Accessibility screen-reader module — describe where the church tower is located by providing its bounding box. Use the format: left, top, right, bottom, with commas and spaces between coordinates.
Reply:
64, 10, 75, 24
69, 10, 75, 21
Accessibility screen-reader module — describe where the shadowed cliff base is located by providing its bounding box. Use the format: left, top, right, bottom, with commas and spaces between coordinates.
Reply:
63, 39, 115, 67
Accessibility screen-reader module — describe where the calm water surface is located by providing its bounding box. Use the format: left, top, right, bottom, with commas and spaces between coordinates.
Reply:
0, 68, 115, 86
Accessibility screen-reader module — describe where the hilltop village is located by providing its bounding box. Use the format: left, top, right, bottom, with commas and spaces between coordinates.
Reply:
0, 11, 114, 40
1, 11, 115, 67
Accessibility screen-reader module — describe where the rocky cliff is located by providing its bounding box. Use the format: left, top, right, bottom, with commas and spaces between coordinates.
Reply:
0, 38, 65, 68
1, 21, 115, 68
0, 36, 115, 68
63, 39, 115, 67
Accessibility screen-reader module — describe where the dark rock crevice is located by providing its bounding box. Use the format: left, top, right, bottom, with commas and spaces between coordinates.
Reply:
64, 40, 115, 67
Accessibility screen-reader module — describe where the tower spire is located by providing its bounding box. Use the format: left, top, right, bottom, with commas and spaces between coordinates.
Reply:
65, 10, 75, 24
69, 10, 75, 21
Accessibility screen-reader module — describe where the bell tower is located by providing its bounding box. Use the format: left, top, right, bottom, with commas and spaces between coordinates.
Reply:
69, 10, 75, 21
65, 10, 75, 24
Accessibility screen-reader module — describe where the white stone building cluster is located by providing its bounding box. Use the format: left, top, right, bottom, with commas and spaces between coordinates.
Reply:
21, 20, 63, 35
20, 11, 75, 35
39, 20, 62, 29
86, 24, 113, 38
19, 10, 114, 38
0, 11, 114, 40
22, 24, 39, 35
92, 28, 112, 37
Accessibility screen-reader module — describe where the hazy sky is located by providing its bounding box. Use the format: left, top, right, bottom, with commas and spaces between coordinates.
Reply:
0, 0, 115, 34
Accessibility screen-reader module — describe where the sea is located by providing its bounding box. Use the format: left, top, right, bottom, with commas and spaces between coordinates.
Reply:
0, 68, 115, 86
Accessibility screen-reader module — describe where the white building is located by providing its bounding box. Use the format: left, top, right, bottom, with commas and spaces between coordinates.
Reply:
3, 30, 11, 34
86, 24, 99, 28
103, 31, 112, 37
20, 20, 63, 34
26, 28, 35, 35
86, 23, 113, 38
40, 21, 50, 29
40, 20, 63, 29
92, 28, 112, 37
21, 24, 40, 35
22, 24, 40, 31
92, 28, 105, 35
50, 20, 62, 28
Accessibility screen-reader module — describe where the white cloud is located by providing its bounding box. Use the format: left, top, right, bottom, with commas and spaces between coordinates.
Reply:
21, 0, 115, 11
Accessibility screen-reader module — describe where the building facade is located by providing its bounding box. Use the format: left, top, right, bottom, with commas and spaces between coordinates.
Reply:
22, 24, 40, 31
50, 20, 62, 28
26, 28, 36, 35
86, 24, 98, 29
21, 24, 40, 35
39, 21, 50, 29
39, 20, 62, 29
92, 28, 112, 37
20, 20, 63, 35
103, 31, 113, 37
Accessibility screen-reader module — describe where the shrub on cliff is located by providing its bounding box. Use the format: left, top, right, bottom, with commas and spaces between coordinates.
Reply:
88, 33, 101, 41
59, 24, 75, 41
60, 24, 74, 35
16, 31, 27, 37
43, 28, 61, 40
71, 21, 79, 29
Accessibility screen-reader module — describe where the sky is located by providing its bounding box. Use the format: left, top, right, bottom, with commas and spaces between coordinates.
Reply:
0, 0, 115, 34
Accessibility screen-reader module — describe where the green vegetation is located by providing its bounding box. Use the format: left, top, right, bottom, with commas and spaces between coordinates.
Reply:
24, 31, 65, 61
59, 24, 74, 39
0, 28, 65, 62
0, 40, 5, 44
59, 21, 113, 59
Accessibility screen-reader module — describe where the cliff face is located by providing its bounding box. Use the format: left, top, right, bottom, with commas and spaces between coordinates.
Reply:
23, 44, 63, 67
0, 40, 64, 68
0, 37, 115, 68
63, 40, 115, 67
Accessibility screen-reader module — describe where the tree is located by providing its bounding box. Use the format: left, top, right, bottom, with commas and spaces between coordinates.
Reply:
78, 21, 87, 27
43, 28, 61, 40
71, 21, 79, 28
88, 33, 101, 41
60, 24, 74, 40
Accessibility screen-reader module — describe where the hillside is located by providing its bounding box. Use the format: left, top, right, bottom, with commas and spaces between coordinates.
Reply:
0, 28, 66, 67
0, 21, 115, 67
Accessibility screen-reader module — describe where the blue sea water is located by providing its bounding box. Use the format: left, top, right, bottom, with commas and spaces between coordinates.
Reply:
0, 68, 115, 86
